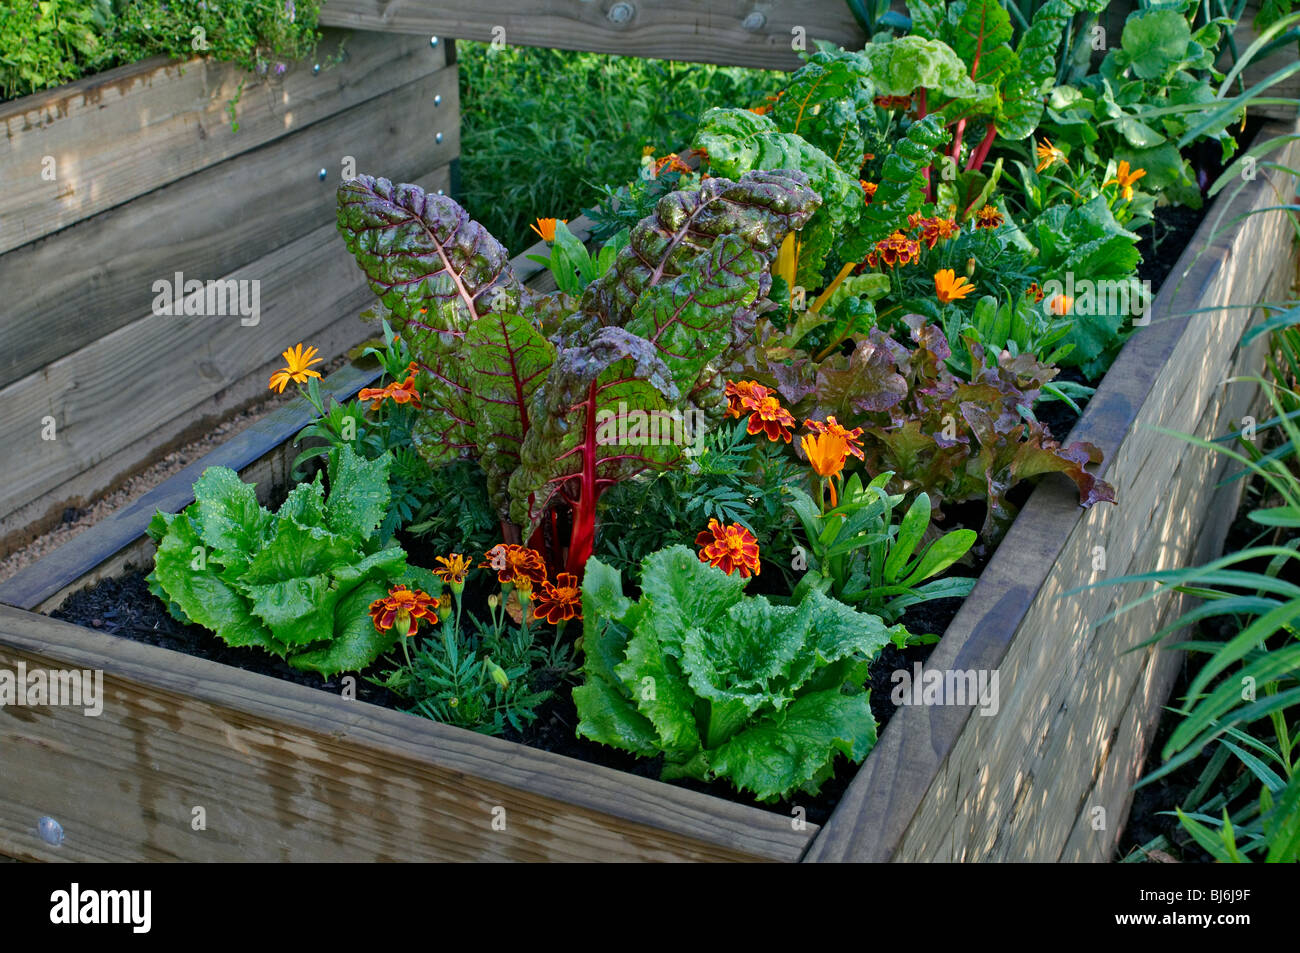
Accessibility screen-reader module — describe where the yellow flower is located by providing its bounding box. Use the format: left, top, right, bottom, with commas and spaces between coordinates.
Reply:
1035, 137, 1067, 173
268, 343, 323, 393
529, 217, 567, 242
1049, 293, 1074, 316
433, 553, 472, 591
1104, 160, 1147, 201
975, 205, 1004, 229
934, 269, 976, 304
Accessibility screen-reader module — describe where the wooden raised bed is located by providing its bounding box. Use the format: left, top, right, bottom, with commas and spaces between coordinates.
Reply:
0, 29, 459, 552
0, 117, 1296, 862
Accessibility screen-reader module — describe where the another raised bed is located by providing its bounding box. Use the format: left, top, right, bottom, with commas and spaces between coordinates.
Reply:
0, 29, 459, 552
0, 123, 1296, 863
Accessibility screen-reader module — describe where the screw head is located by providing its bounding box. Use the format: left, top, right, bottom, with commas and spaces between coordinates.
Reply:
742, 11, 766, 31
430, 35, 440, 47
38, 816, 64, 847
318, 168, 328, 181
608, 2, 634, 24
435, 132, 444, 144
434, 94, 442, 106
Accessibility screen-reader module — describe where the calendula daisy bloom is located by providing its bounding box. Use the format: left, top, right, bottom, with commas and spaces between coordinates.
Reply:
1048, 293, 1074, 316
804, 416, 865, 461
369, 585, 439, 638
432, 553, 472, 590
532, 572, 583, 624
268, 343, 323, 393
1035, 138, 1067, 173
696, 519, 762, 578
975, 205, 1004, 229
358, 362, 422, 410
480, 544, 549, 592
1025, 282, 1045, 303
529, 217, 568, 242
1105, 160, 1147, 201
741, 392, 797, 443
724, 379, 769, 419
935, 268, 976, 304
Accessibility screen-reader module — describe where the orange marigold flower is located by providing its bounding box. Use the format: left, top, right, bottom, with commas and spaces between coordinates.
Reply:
532, 572, 582, 624
369, 585, 439, 638
529, 217, 568, 242
432, 553, 472, 589
869, 230, 921, 269
1025, 282, 1045, 303
358, 362, 422, 410
696, 518, 761, 578
481, 544, 548, 592
935, 268, 976, 304
804, 416, 865, 461
860, 179, 878, 205
975, 205, 1004, 229
1035, 137, 1067, 173
1104, 160, 1146, 201
724, 379, 770, 419
653, 153, 694, 175
268, 343, 323, 393
1048, 293, 1074, 316
749, 104, 772, 115
741, 392, 796, 443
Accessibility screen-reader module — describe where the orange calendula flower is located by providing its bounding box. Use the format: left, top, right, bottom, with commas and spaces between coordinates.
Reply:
1025, 282, 1045, 303
481, 544, 549, 593
724, 379, 770, 419
268, 343, 323, 393
432, 553, 472, 590
802, 430, 850, 508
935, 268, 976, 304
741, 391, 797, 443
530, 217, 568, 242
859, 180, 878, 205
975, 205, 1004, 229
696, 518, 762, 578
1048, 293, 1074, 316
1105, 160, 1147, 201
1035, 137, 1067, 173
532, 572, 582, 624
358, 361, 422, 410
804, 416, 865, 461
369, 585, 439, 638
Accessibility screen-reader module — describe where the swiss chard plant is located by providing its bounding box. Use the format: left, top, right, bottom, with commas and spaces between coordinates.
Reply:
336, 170, 821, 576
147, 444, 432, 676
574, 546, 906, 801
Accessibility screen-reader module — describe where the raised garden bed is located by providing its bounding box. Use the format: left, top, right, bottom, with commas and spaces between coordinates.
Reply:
0, 27, 459, 553
1, 115, 1295, 862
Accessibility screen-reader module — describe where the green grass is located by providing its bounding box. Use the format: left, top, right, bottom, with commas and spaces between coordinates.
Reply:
456, 41, 784, 254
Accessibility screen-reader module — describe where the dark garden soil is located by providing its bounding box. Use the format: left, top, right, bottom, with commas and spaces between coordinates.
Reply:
49, 200, 1208, 829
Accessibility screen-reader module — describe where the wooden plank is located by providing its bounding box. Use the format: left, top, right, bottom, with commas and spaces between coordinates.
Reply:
0, 364, 380, 614
0, 165, 451, 550
804, 121, 1300, 862
0, 30, 444, 256
0, 607, 815, 861
318, 0, 865, 70
0, 64, 460, 389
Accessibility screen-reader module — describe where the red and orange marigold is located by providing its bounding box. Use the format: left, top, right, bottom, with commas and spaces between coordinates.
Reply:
369, 585, 439, 638
741, 390, 797, 444
358, 361, 423, 410
696, 518, 762, 578
532, 572, 583, 624
804, 416, 865, 461
481, 543, 548, 592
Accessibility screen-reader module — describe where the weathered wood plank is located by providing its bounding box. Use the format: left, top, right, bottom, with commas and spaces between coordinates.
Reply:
318, 0, 864, 70
0, 607, 815, 861
0, 165, 451, 549
0, 364, 380, 614
0, 64, 459, 389
0, 30, 443, 257
804, 121, 1300, 862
